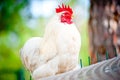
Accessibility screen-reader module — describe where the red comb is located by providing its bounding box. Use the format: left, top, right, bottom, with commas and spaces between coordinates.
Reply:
56, 4, 73, 14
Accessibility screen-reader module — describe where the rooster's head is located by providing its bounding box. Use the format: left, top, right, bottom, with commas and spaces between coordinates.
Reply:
56, 4, 73, 24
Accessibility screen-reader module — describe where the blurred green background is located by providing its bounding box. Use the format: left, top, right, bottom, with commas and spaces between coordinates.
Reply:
0, 0, 89, 80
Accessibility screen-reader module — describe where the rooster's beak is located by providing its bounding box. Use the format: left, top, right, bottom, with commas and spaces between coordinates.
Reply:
72, 15, 74, 18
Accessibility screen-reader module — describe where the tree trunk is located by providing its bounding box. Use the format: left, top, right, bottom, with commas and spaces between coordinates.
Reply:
89, 0, 120, 63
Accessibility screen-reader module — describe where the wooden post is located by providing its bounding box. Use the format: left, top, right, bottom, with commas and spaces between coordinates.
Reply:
41, 56, 120, 80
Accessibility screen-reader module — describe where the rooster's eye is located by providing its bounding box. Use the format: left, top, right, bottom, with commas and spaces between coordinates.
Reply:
64, 13, 70, 16
62, 14, 65, 16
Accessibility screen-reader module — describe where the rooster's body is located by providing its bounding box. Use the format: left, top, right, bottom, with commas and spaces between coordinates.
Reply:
20, 4, 81, 80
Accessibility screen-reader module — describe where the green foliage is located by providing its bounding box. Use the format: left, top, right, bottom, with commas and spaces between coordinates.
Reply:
0, 0, 29, 68
0, 0, 28, 31
79, 21, 89, 67
0, 0, 31, 79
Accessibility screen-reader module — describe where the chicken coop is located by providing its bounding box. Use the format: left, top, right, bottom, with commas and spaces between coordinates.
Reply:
0, 0, 120, 80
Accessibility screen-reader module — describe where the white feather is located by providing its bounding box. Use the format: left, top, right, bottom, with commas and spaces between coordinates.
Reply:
20, 13, 81, 80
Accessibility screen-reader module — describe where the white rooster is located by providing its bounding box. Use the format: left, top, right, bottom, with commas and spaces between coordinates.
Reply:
20, 4, 81, 80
